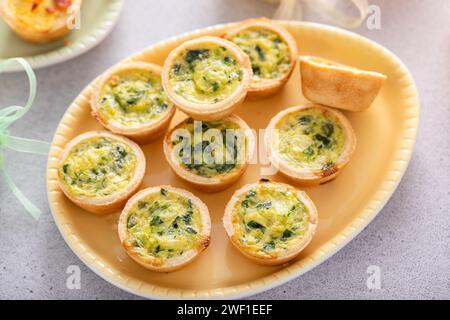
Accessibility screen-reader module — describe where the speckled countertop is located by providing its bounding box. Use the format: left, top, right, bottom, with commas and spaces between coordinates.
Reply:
0, 0, 449, 299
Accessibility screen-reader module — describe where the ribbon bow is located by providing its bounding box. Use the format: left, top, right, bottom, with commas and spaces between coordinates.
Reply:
0, 58, 50, 220
271, 0, 369, 29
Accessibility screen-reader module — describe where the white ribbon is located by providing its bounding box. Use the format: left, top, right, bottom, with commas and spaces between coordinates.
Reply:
270, 0, 369, 29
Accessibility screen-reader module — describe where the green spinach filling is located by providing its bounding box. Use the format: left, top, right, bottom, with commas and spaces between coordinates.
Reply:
229, 28, 291, 81
127, 188, 202, 260
98, 69, 169, 126
169, 46, 243, 104
171, 118, 246, 178
233, 184, 310, 255
59, 137, 138, 198
275, 109, 346, 170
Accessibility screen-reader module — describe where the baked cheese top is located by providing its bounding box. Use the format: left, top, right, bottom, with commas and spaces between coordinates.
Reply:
9, 0, 72, 32
97, 68, 170, 126
170, 118, 247, 178
273, 108, 346, 171
169, 46, 243, 104
59, 136, 138, 198
231, 183, 310, 257
126, 188, 203, 263
229, 27, 291, 82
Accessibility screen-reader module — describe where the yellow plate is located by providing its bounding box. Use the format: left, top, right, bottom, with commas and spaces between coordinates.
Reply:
46, 21, 419, 299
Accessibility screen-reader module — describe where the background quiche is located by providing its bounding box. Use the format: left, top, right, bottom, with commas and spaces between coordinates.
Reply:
0, 0, 82, 43
57, 131, 146, 214
91, 61, 175, 143
300, 56, 387, 111
223, 180, 318, 265
163, 115, 255, 192
162, 36, 252, 121
118, 186, 211, 272
265, 104, 356, 186
224, 18, 298, 99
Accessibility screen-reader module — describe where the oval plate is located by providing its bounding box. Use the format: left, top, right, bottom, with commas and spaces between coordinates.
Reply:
0, 0, 124, 72
47, 21, 419, 299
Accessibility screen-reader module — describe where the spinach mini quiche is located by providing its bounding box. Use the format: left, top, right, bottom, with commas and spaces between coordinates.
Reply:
0, 0, 82, 43
58, 131, 146, 214
162, 36, 252, 121
163, 115, 254, 192
91, 62, 175, 143
300, 56, 387, 112
223, 180, 317, 265
266, 104, 356, 185
118, 186, 211, 272
224, 18, 298, 99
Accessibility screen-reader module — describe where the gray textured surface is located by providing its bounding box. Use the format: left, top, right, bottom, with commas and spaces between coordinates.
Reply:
0, 0, 449, 300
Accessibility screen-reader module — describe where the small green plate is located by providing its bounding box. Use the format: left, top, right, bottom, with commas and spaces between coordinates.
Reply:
0, 0, 124, 72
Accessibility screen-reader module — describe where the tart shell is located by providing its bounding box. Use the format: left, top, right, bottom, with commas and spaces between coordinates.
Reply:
223, 17, 298, 100
265, 104, 357, 186
90, 61, 176, 144
162, 36, 252, 121
163, 114, 255, 192
118, 185, 211, 272
300, 56, 387, 112
57, 131, 146, 214
223, 180, 318, 266
0, 0, 82, 43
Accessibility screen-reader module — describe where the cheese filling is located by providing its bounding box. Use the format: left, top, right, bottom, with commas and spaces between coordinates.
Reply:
169, 46, 243, 104
170, 118, 247, 178
97, 69, 170, 126
59, 136, 138, 198
126, 189, 203, 261
229, 27, 291, 81
273, 109, 346, 171
232, 183, 310, 256
9, 0, 71, 32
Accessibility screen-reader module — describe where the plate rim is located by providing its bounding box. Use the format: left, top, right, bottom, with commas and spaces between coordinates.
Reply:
46, 20, 420, 300
0, 0, 124, 73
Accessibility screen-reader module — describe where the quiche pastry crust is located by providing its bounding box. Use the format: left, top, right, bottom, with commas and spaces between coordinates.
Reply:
300, 56, 387, 112
223, 18, 298, 99
163, 114, 255, 192
0, 0, 82, 43
162, 36, 252, 121
118, 186, 211, 272
265, 104, 356, 186
223, 180, 318, 265
91, 62, 175, 144
57, 131, 146, 214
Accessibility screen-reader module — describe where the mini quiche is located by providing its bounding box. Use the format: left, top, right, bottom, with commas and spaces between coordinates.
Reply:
162, 36, 252, 121
163, 115, 255, 192
224, 18, 298, 99
0, 0, 82, 43
91, 62, 175, 143
223, 180, 318, 265
300, 56, 387, 112
118, 186, 211, 272
265, 104, 356, 186
57, 131, 146, 214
